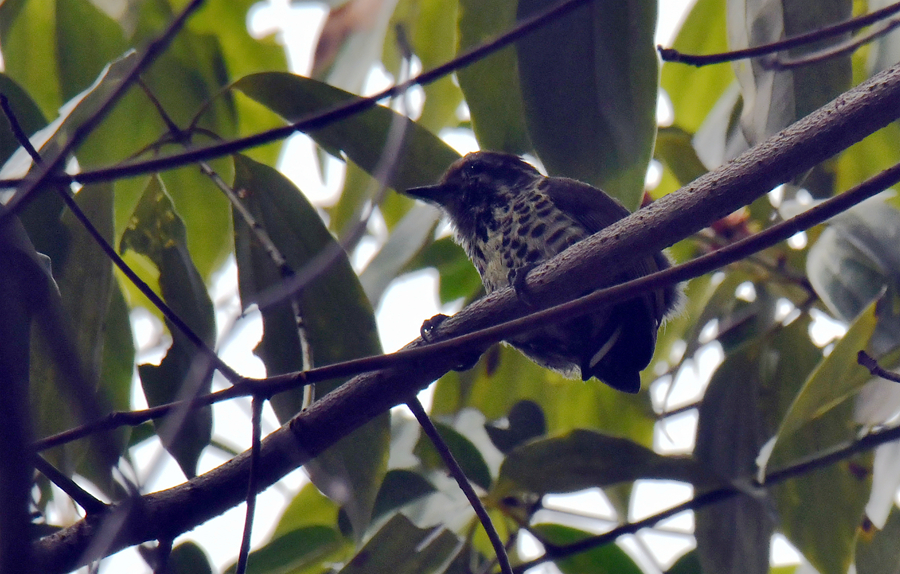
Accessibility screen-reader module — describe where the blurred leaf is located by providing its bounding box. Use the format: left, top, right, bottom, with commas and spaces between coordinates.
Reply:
695, 331, 785, 574
31, 183, 129, 493
337, 514, 461, 574
660, 0, 731, 133
121, 176, 215, 478
232, 154, 388, 539
168, 541, 213, 574
0, 74, 48, 165
729, 0, 851, 146
856, 508, 900, 574
56, 0, 128, 102
275, 482, 342, 538
224, 525, 346, 574
666, 550, 702, 574
0, 0, 60, 114
531, 523, 643, 574
773, 302, 875, 444
807, 194, 900, 355
313, 0, 401, 94
517, 0, 657, 209
416, 421, 492, 491
484, 399, 546, 454
654, 127, 708, 188
388, 0, 462, 133
360, 203, 441, 305
372, 468, 436, 520
496, 429, 720, 497
431, 344, 656, 446
234, 71, 461, 191
835, 123, 900, 196
455, 0, 531, 153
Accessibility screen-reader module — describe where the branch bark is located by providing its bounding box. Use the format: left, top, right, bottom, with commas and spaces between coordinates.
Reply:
33, 61, 900, 573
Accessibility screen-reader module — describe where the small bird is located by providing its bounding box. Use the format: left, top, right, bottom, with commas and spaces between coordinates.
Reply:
404, 151, 678, 393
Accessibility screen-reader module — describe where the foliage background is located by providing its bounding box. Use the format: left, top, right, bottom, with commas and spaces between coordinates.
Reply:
5, 0, 900, 573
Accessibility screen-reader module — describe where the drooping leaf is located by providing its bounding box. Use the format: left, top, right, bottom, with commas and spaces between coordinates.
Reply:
496, 429, 721, 497
415, 421, 493, 491
234, 71, 461, 192
531, 523, 643, 574
120, 176, 215, 478
516, 0, 658, 209
455, 0, 531, 153
337, 514, 461, 574
167, 541, 214, 574
371, 468, 437, 520
728, 0, 851, 147
232, 154, 388, 539
31, 183, 131, 493
224, 525, 346, 574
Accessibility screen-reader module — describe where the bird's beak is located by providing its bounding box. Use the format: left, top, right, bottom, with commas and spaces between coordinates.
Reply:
404, 184, 448, 204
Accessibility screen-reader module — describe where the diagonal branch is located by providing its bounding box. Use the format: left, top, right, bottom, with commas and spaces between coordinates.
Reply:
31, 59, 900, 574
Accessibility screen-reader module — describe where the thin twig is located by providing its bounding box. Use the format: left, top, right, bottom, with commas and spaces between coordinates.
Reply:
407, 397, 513, 574
32, 456, 106, 515
770, 16, 900, 70
235, 396, 264, 574
659, 1, 900, 66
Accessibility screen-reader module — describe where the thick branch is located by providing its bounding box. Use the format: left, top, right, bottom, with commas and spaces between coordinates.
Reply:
33, 61, 900, 573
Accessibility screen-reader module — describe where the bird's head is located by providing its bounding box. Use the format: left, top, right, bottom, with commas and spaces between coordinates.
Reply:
404, 151, 542, 221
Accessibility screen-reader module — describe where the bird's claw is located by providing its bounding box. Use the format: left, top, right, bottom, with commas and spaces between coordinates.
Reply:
509, 265, 538, 307
420, 313, 450, 343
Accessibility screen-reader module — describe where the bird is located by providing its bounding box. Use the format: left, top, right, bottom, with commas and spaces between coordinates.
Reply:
403, 150, 678, 393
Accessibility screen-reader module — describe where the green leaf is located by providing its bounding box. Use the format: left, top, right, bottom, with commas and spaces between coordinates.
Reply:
455, 0, 531, 153
234, 71, 461, 191
372, 469, 437, 520
806, 194, 900, 355
516, 0, 658, 209
0, 73, 48, 166
729, 0, 851, 146
531, 523, 643, 574
274, 482, 342, 538
415, 421, 493, 491
666, 550, 702, 574
224, 525, 346, 574
765, 309, 876, 574
337, 514, 461, 574
856, 508, 900, 574
496, 429, 721, 497
659, 0, 731, 133
484, 400, 546, 454
31, 183, 130, 493
232, 154, 388, 539
168, 541, 213, 574
121, 176, 215, 478
772, 302, 876, 443
55, 0, 128, 102
0, 0, 60, 114
430, 344, 657, 446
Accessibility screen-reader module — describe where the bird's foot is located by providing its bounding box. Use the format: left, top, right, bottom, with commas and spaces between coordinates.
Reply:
509, 265, 538, 307
420, 313, 450, 343
419, 313, 482, 372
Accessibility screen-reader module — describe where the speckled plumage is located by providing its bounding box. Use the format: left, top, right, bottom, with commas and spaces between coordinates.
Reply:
404, 151, 677, 393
